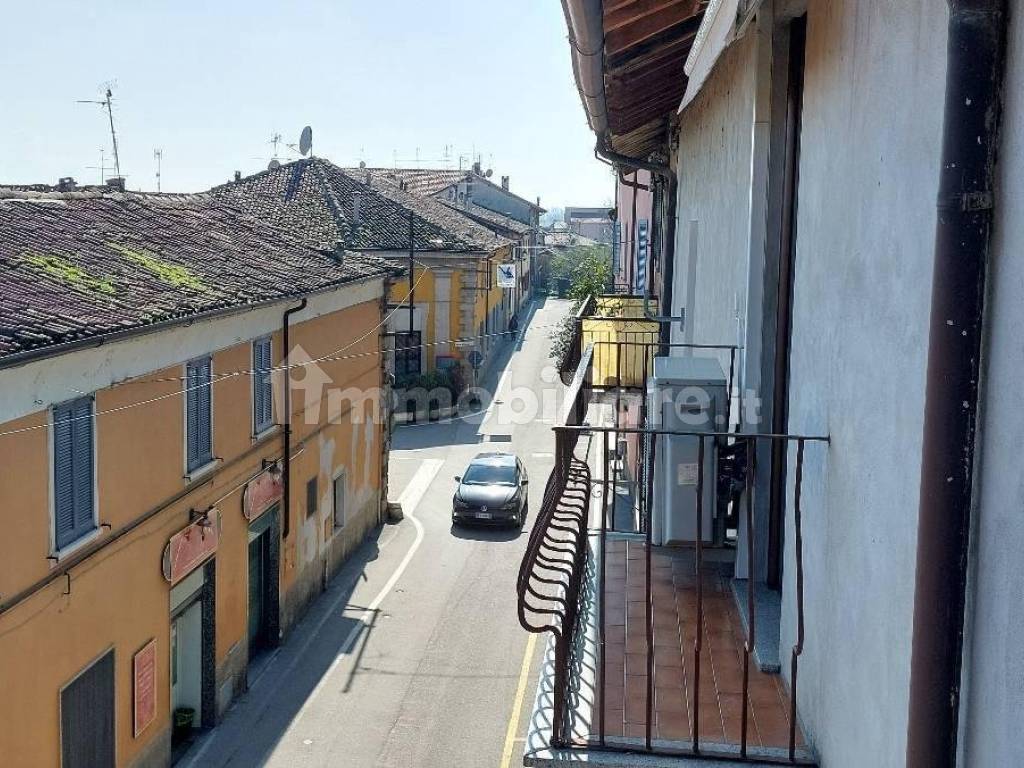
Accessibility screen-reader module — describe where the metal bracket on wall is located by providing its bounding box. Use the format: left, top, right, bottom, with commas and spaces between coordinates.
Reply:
62, 572, 71, 596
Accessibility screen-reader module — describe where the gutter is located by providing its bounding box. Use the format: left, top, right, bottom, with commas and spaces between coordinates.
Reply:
281, 298, 308, 540
560, 0, 608, 135
905, 3, 1007, 766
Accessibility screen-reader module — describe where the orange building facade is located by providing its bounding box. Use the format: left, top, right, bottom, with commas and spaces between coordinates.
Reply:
0, 278, 391, 767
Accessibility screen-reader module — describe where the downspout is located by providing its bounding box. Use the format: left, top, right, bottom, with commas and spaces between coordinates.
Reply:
905, 3, 1007, 767
281, 298, 308, 540
597, 138, 682, 330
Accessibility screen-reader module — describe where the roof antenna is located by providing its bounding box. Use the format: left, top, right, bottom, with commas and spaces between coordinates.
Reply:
78, 85, 122, 179
153, 148, 163, 192
86, 148, 115, 184
269, 132, 283, 161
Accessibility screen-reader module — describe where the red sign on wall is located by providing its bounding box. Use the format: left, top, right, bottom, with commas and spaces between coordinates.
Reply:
133, 639, 157, 738
243, 469, 283, 521
162, 509, 219, 585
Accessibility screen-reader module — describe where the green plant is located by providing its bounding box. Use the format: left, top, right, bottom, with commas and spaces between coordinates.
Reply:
22, 253, 116, 296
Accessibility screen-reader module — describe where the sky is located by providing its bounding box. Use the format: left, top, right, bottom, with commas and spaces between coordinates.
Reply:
0, 1, 614, 209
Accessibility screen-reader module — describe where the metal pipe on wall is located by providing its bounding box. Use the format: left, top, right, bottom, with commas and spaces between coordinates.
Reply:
281, 298, 308, 540
905, 3, 1007, 766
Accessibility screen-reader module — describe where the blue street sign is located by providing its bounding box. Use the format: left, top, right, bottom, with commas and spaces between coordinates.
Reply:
468, 350, 483, 369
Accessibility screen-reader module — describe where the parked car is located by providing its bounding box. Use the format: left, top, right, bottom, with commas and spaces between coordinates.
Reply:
452, 452, 528, 527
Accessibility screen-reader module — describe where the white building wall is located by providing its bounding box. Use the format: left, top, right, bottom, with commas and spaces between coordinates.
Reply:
961, 7, 1024, 767
668, 2, 960, 765
670, 30, 758, 375
778, 3, 947, 767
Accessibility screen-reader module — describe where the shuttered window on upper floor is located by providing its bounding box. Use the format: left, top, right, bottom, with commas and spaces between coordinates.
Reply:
253, 337, 274, 435
186, 357, 213, 473
53, 396, 96, 551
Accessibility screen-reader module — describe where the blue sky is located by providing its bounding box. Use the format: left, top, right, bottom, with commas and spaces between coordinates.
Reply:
0, 1, 613, 208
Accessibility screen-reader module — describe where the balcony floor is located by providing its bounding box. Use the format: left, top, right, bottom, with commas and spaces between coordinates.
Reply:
596, 539, 803, 752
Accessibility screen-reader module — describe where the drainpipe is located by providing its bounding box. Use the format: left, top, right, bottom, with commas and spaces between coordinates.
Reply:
281, 298, 308, 540
905, 3, 1007, 767
596, 138, 682, 330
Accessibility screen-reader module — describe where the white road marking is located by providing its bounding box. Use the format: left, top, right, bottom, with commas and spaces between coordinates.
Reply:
288, 459, 441, 717
531, 452, 554, 459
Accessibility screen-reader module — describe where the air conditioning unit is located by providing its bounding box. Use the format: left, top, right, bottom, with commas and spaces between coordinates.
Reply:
647, 356, 728, 545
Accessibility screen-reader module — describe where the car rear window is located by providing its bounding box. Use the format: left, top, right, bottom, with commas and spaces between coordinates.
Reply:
462, 462, 517, 485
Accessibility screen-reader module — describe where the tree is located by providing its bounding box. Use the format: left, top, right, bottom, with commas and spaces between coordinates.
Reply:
548, 244, 612, 364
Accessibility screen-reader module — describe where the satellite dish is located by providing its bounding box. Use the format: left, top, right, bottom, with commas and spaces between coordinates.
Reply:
485, 168, 493, 178
268, 159, 281, 171
299, 126, 313, 156
359, 160, 367, 169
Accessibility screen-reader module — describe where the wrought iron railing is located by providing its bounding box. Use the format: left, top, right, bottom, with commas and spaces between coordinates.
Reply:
519, 340, 828, 765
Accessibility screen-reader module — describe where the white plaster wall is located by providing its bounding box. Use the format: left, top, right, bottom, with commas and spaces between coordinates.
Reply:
670, 30, 757, 381
778, 3, 947, 766
961, 7, 1024, 766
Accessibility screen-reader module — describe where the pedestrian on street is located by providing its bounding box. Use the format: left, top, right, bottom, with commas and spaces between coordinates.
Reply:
508, 313, 519, 339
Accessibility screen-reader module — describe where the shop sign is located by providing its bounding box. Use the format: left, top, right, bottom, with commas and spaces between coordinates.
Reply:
162, 509, 219, 585
496, 262, 516, 288
243, 469, 283, 521
133, 639, 157, 738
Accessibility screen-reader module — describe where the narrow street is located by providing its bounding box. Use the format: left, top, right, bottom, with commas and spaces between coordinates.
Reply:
181, 298, 570, 768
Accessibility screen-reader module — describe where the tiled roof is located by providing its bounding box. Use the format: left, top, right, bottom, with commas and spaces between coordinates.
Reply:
214, 158, 508, 254
440, 200, 532, 237
357, 167, 545, 214
358, 168, 470, 196
0, 189, 394, 360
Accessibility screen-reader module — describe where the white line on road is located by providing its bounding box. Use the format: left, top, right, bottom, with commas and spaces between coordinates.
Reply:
289, 459, 442, 718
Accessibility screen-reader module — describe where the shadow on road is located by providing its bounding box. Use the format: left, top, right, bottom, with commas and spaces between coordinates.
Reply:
178, 530, 389, 767
449, 523, 524, 543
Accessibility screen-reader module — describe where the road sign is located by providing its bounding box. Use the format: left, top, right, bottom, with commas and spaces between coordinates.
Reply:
496, 263, 516, 288
468, 350, 483, 369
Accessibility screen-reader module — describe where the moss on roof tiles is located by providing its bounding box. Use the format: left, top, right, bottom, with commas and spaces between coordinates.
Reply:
21, 252, 117, 296
108, 242, 211, 293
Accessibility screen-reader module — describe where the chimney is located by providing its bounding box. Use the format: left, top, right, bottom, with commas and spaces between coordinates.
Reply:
234, 170, 242, 182
351, 193, 362, 226
57, 177, 77, 192
501, 175, 509, 191
106, 177, 126, 192
472, 160, 482, 175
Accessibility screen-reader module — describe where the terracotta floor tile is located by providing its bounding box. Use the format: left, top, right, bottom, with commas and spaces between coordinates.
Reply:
591, 543, 803, 751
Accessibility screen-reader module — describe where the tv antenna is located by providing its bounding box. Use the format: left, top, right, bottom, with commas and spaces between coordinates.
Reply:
77, 87, 121, 178
269, 132, 283, 161
86, 148, 116, 184
153, 149, 163, 192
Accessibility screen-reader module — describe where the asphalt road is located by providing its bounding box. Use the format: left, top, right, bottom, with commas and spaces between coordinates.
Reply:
184, 297, 571, 768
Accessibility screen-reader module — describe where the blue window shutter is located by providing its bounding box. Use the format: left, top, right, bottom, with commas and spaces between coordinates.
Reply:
71, 398, 94, 535
186, 363, 199, 470
186, 358, 212, 471
253, 338, 273, 433
53, 404, 76, 548
53, 397, 94, 549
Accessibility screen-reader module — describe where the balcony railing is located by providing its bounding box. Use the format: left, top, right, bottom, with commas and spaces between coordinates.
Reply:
518, 341, 828, 766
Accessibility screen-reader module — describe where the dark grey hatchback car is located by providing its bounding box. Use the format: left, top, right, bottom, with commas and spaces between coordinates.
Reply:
452, 452, 529, 527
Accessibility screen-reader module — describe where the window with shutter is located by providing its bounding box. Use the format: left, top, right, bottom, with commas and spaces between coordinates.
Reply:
53, 397, 96, 551
253, 337, 273, 434
186, 357, 213, 472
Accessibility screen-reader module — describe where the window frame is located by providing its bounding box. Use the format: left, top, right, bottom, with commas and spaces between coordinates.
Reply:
394, 331, 422, 377
184, 356, 215, 477
49, 395, 99, 557
332, 469, 346, 530
251, 336, 274, 437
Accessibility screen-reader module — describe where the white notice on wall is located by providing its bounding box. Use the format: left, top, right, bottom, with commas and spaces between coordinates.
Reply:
677, 462, 699, 486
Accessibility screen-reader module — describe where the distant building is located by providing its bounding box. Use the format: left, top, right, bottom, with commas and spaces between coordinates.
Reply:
218, 158, 516, 381
564, 206, 613, 245
357, 163, 544, 309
